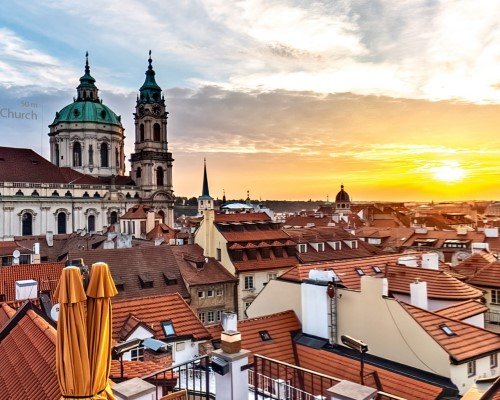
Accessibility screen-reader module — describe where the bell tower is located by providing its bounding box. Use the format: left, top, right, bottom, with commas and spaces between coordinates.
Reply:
130, 51, 174, 226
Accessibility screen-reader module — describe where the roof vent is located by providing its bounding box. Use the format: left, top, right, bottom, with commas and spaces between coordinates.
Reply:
15, 279, 38, 301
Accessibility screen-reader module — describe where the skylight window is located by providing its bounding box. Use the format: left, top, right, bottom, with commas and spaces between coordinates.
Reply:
439, 324, 455, 336
372, 266, 382, 273
259, 330, 272, 341
355, 268, 365, 276
161, 321, 175, 337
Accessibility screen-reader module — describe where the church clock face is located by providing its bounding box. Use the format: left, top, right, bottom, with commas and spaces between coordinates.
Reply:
152, 104, 161, 117
138, 105, 145, 117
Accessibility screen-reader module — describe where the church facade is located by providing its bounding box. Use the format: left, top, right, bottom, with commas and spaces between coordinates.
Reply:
0, 52, 174, 240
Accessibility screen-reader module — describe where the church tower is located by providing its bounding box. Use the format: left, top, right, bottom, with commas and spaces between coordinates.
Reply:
130, 51, 174, 225
198, 159, 214, 214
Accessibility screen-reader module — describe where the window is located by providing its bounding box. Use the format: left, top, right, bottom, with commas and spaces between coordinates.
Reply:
330, 241, 341, 250
207, 311, 215, 323
156, 166, 164, 186
22, 213, 33, 236
244, 275, 254, 290
198, 290, 205, 299
207, 290, 214, 298
100, 143, 109, 167
73, 142, 82, 167
136, 167, 142, 178
216, 310, 222, 321
130, 345, 144, 361
216, 248, 222, 261
110, 211, 118, 225
55, 144, 60, 166
140, 124, 145, 142
153, 123, 161, 141
298, 244, 307, 253
216, 288, 223, 296
87, 215, 96, 233
259, 330, 272, 341
372, 266, 382, 273
176, 342, 185, 352
492, 289, 500, 305
491, 353, 498, 369
355, 268, 365, 276
57, 212, 67, 234
317, 243, 325, 252
268, 272, 278, 281
467, 360, 476, 377
439, 324, 455, 336
244, 301, 253, 310
161, 321, 175, 337
198, 312, 206, 324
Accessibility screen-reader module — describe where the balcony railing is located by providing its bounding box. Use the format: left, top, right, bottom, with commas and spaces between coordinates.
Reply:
251, 354, 405, 400
486, 310, 500, 325
141, 355, 215, 400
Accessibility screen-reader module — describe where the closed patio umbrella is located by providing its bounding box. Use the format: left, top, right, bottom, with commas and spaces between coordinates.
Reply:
86, 262, 118, 400
55, 266, 91, 399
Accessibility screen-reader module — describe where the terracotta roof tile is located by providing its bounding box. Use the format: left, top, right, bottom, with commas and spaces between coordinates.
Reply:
280, 253, 483, 300
0, 308, 60, 400
468, 261, 500, 289
401, 302, 500, 362
220, 229, 290, 242
296, 344, 444, 400
435, 300, 489, 321
69, 246, 189, 301
0, 262, 64, 302
208, 310, 301, 364
121, 204, 161, 219
0, 303, 15, 329
112, 293, 210, 342
233, 257, 298, 272
451, 252, 497, 280
110, 360, 163, 380
214, 213, 270, 223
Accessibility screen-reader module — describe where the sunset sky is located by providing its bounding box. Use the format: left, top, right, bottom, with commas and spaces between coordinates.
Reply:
0, 1, 499, 201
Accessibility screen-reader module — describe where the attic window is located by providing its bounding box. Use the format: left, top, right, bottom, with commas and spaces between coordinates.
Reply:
163, 273, 178, 286
114, 276, 125, 291
439, 324, 455, 336
298, 244, 307, 253
138, 273, 154, 288
259, 330, 272, 341
372, 266, 382, 273
161, 320, 175, 337
317, 243, 325, 252
355, 268, 365, 276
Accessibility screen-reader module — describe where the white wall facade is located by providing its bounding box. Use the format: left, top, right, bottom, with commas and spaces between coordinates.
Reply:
450, 355, 498, 395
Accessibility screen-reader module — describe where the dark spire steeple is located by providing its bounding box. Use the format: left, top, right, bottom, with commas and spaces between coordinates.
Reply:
201, 158, 211, 198
77, 51, 98, 102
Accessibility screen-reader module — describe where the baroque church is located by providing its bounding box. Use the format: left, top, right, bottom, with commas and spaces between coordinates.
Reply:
0, 52, 174, 239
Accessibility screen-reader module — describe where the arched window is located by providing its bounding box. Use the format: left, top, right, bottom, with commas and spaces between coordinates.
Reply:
156, 166, 164, 186
73, 142, 82, 167
153, 123, 161, 141
100, 143, 109, 167
158, 210, 165, 223
55, 144, 60, 166
115, 148, 119, 167
22, 213, 33, 236
140, 124, 145, 142
110, 211, 118, 225
88, 215, 96, 233
136, 167, 142, 179
57, 212, 67, 234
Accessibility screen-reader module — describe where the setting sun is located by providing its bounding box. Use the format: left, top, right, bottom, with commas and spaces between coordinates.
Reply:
432, 164, 466, 183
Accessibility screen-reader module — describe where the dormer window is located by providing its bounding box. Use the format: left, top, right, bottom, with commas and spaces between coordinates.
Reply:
138, 273, 154, 288
372, 266, 382, 274
355, 268, 365, 276
259, 330, 272, 341
161, 320, 175, 337
329, 241, 342, 251
298, 244, 307, 253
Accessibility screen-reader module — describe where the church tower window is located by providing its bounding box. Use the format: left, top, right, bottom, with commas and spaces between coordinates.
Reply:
55, 144, 60, 166
136, 167, 142, 178
22, 213, 33, 236
115, 148, 119, 167
73, 142, 82, 167
140, 124, 145, 142
57, 212, 67, 234
88, 215, 96, 233
157, 167, 164, 186
110, 211, 118, 225
153, 123, 161, 141
100, 143, 109, 167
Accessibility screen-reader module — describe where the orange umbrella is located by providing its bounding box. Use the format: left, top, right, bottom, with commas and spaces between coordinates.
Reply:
86, 262, 118, 400
55, 266, 91, 399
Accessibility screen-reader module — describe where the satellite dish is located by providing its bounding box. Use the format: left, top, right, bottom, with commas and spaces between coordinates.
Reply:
50, 303, 60, 322
13, 250, 20, 259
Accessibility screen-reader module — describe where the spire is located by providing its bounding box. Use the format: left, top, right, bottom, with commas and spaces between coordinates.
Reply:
222, 189, 226, 204
139, 49, 162, 103
77, 51, 98, 101
246, 190, 251, 205
85, 51, 90, 75
148, 49, 153, 70
201, 158, 211, 198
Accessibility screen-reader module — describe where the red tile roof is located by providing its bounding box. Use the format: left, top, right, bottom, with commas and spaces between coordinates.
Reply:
121, 204, 161, 219
112, 293, 210, 342
0, 262, 64, 302
401, 303, 500, 362
468, 261, 500, 289
280, 253, 483, 300
0, 303, 15, 329
220, 229, 290, 242
110, 360, 163, 380
214, 213, 270, 223
435, 300, 488, 321
207, 310, 301, 364
0, 308, 60, 399
296, 344, 444, 400
451, 252, 497, 280
146, 223, 176, 241
233, 256, 298, 272
284, 215, 332, 227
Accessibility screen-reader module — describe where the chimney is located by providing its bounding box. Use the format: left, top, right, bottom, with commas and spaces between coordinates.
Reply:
16, 279, 38, 301
327, 380, 377, 400
421, 252, 439, 270
146, 211, 156, 234
46, 231, 54, 247
410, 279, 428, 310
301, 270, 331, 339
31, 243, 41, 264
398, 255, 418, 267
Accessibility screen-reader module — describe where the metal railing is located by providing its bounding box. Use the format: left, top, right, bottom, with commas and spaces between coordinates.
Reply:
486, 310, 500, 325
251, 354, 406, 400
141, 355, 215, 400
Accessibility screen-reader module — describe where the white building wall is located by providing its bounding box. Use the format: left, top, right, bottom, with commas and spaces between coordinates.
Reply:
246, 279, 302, 320
463, 313, 485, 328
450, 355, 498, 395
393, 293, 462, 311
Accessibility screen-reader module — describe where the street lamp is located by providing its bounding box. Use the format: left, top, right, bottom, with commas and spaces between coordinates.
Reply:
341, 335, 368, 385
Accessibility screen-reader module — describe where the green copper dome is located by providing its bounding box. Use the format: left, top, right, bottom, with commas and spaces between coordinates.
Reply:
51, 101, 122, 126
138, 50, 163, 104
50, 52, 122, 127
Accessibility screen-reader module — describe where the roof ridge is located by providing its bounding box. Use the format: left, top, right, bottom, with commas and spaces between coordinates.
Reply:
239, 310, 296, 325
27, 309, 57, 344
113, 292, 182, 304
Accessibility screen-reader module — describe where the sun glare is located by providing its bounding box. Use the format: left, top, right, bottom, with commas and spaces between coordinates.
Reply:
432, 164, 466, 183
